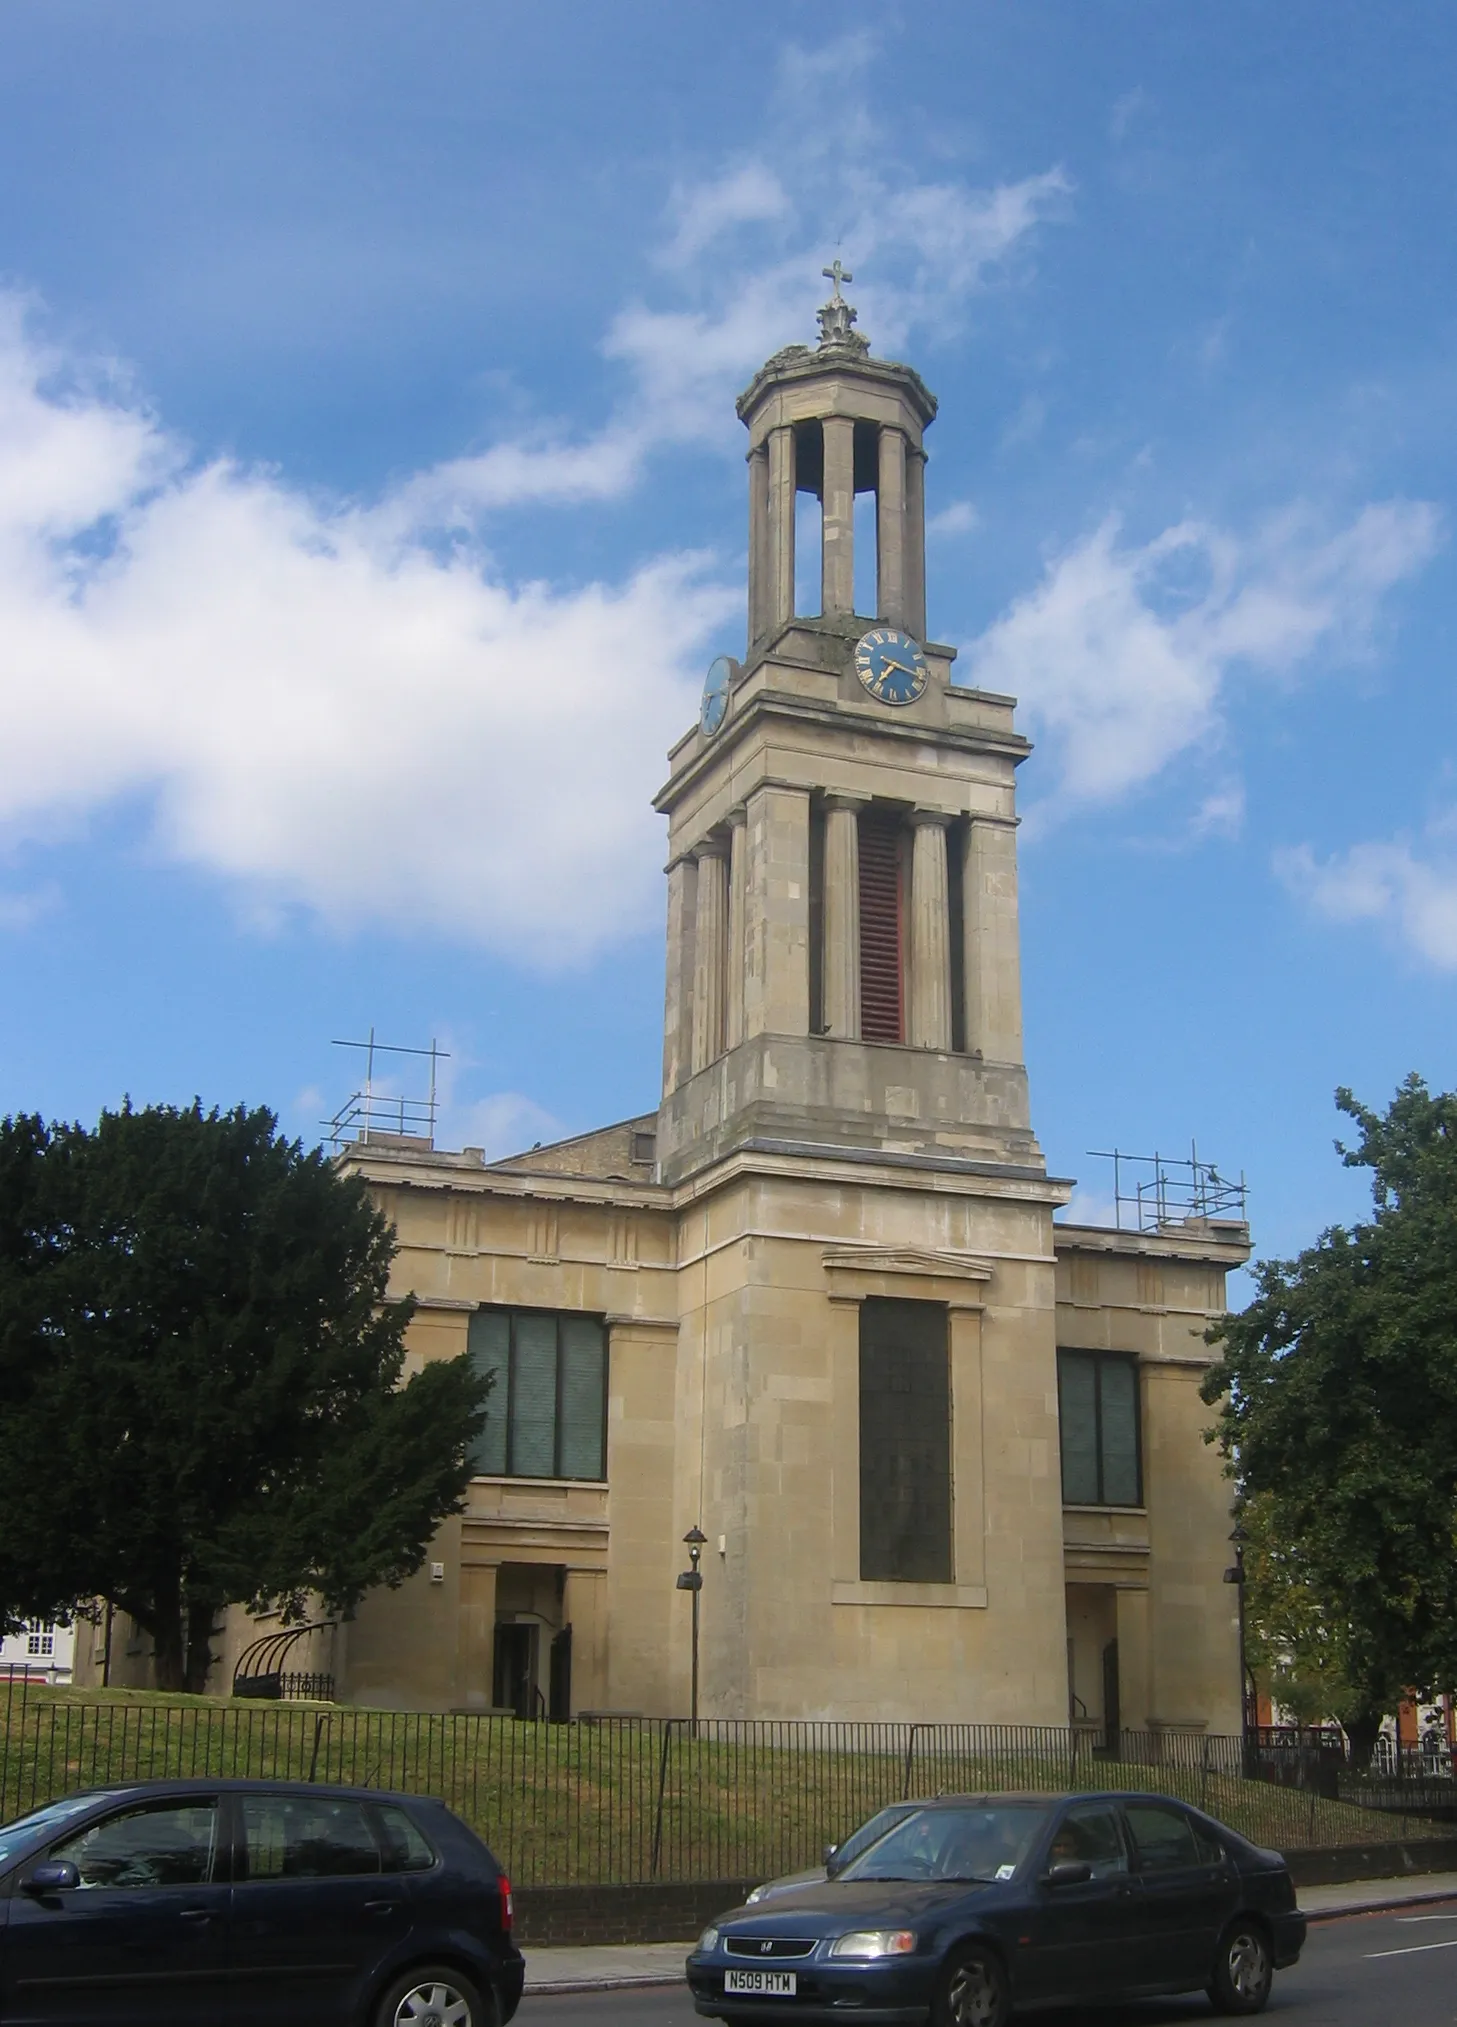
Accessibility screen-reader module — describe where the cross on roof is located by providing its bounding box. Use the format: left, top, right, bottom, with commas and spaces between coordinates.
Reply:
822, 259, 852, 302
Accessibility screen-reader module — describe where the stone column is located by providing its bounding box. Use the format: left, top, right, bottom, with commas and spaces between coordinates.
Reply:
454, 1557, 498, 1712
821, 414, 856, 618
876, 427, 907, 627
603, 1316, 680, 1715
691, 839, 728, 1073
767, 426, 796, 630
962, 817, 1024, 1063
908, 809, 953, 1051
821, 793, 863, 1040
725, 806, 748, 1050
743, 783, 811, 1039
949, 1304, 986, 1591
747, 444, 770, 643
661, 854, 697, 1096
905, 446, 927, 640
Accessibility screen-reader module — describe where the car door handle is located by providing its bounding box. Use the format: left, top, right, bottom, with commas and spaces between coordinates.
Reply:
365, 1900, 398, 1915
178, 1909, 215, 1924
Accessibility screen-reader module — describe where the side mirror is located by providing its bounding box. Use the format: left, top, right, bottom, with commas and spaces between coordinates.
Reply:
1044, 1859, 1093, 1887
823, 1843, 841, 1874
26, 1860, 80, 1894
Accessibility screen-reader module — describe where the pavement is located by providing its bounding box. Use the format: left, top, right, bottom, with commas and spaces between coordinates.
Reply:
521, 1869, 1457, 1994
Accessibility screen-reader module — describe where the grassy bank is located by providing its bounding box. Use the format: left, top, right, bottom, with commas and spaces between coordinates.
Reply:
1, 1683, 1438, 1887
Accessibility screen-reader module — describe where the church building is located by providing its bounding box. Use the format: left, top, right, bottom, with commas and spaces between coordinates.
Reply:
80, 278, 1252, 1734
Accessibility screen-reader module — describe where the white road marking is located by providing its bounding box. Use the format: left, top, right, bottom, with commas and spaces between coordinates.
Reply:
1364, 1938, 1457, 1959
1397, 1915, 1457, 1923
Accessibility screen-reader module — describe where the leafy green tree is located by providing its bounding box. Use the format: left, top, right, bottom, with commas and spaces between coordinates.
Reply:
1239, 1491, 1360, 1730
0, 1101, 488, 1692
1202, 1076, 1457, 1768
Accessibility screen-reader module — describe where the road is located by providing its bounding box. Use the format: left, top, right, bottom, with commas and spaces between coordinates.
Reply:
518, 1897, 1457, 2026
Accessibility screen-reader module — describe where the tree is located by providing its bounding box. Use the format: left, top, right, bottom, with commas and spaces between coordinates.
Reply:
0, 1101, 488, 1692
1238, 1491, 1360, 1730
1202, 1077, 1457, 1768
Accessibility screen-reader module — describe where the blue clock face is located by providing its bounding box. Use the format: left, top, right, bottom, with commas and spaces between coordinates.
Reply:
700, 655, 736, 736
854, 628, 928, 707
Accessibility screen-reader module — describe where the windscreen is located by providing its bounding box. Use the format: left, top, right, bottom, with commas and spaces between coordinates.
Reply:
0, 1793, 120, 1871
833, 1803, 920, 1871
839, 1804, 1049, 1884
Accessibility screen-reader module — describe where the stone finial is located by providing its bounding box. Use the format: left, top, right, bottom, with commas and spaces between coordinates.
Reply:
817, 259, 869, 355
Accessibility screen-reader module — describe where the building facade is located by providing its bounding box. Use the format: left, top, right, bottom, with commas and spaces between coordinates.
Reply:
78, 282, 1250, 1731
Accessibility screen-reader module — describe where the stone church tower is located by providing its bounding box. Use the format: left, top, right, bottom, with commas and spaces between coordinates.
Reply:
76, 282, 1252, 1735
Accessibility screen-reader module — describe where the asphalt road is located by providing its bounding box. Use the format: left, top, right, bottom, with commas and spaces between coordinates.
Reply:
518, 1897, 1457, 2026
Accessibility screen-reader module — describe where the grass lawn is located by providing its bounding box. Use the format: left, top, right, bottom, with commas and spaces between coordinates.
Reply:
1, 1682, 1440, 1887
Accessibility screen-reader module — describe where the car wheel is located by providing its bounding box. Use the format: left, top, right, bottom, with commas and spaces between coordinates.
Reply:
932, 1944, 1010, 2027
1208, 1920, 1273, 2015
373, 1965, 491, 2027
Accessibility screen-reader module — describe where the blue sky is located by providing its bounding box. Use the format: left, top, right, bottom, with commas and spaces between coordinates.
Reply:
2, 1, 1456, 1271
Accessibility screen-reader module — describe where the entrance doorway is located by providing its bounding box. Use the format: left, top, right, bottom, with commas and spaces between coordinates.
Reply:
1102, 1638, 1121, 1752
1065, 1583, 1120, 1749
492, 1623, 539, 1718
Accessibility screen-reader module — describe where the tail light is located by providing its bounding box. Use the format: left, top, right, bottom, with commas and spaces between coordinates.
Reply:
498, 1874, 514, 1933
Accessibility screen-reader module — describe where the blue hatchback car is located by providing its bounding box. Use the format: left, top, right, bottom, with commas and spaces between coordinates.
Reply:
687, 1791, 1306, 2025
0, 1777, 524, 2027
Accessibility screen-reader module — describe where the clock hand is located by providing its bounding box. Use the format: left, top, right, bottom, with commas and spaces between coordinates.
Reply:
880, 657, 918, 677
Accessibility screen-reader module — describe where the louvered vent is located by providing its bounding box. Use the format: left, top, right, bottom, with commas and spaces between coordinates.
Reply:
858, 812, 904, 1043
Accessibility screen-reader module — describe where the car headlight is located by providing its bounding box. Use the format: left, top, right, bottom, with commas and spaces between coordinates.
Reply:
698, 1927, 720, 1953
828, 1929, 917, 1959
745, 1885, 767, 1904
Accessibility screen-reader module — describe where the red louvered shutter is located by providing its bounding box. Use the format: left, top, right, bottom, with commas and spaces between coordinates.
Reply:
858, 812, 904, 1043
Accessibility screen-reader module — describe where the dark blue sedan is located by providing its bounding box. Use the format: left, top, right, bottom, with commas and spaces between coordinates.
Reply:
0, 1777, 524, 2027
686, 1791, 1306, 2024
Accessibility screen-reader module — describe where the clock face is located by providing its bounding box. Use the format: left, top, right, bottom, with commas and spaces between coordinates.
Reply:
854, 628, 928, 707
700, 655, 736, 736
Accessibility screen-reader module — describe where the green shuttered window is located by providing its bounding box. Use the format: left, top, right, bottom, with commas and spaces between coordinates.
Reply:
1057, 1349, 1141, 1507
467, 1308, 607, 1481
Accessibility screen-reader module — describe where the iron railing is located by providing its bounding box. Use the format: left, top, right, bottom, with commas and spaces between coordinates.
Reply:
0, 1678, 1441, 1888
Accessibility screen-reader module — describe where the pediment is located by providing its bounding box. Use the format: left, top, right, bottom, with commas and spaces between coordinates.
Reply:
821, 1245, 994, 1283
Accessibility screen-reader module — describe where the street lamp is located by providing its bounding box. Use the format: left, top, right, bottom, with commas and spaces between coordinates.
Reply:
676, 1526, 707, 1735
1223, 1521, 1251, 1752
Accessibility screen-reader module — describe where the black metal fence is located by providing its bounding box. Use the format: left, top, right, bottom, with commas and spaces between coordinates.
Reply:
0, 1677, 1441, 1888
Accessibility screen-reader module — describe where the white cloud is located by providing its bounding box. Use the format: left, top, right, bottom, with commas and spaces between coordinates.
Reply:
0, 883, 59, 931
1277, 835, 1457, 970
928, 500, 979, 539
0, 37, 1076, 964
967, 504, 1442, 821
1056, 1185, 1120, 1227
662, 163, 791, 267
413, 39, 1070, 516
1191, 783, 1245, 840
0, 303, 732, 963
449, 1090, 564, 1160
1109, 87, 1151, 144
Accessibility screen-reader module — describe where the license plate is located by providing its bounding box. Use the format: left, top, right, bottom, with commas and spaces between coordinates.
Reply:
724, 1968, 798, 1995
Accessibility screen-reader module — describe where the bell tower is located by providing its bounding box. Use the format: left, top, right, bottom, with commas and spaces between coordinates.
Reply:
655, 273, 1041, 1188
744, 260, 934, 647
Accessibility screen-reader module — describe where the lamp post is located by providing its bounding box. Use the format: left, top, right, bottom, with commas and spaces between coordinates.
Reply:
676, 1526, 707, 1735
1224, 1521, 1250, 1756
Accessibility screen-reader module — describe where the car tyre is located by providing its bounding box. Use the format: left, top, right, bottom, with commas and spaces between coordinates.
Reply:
373, 1964, 492, 2027
1207, 1919, 1273, 2015
932, 1943, 1011, 2027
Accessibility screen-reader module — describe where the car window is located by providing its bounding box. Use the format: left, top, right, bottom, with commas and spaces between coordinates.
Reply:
375, 1804, 436, 1873
1047, 1803, 1128, 1878
834, 1804, 918, 1870
0, 1793, 124, 1870
240, 1795, 381, 1880
1126, 1803, 1204, 1871
52, 1800, 217, 1889
841, 1805, 1048, 1883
